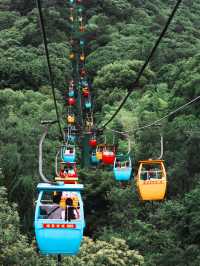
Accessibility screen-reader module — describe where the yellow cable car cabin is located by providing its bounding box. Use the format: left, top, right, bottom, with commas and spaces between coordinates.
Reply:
85, 117, 93, 132
69, 52, 75, 60
96, 144, 106, 160
136, 159, 167, 201
80, 54, 85, 61
67, 114, 75, 124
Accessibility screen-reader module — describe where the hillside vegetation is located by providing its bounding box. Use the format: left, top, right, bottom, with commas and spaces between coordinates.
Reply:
0, 0, 200, 265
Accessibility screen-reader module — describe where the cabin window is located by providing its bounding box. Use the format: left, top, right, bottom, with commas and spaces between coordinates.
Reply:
39, 191, 80, 220
140, 164, 163, 180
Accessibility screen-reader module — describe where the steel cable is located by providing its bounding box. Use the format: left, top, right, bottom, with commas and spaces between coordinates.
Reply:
99, 0, 183, 131
36, 0, 64, 140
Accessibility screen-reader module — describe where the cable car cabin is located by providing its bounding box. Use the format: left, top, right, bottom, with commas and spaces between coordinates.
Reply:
90, 152, 100, 164
96, 144, 106, 160
80, 68, 86, 77
102, 145, 116, 165
79, 25, 85, 32
80, 80, 88, 87
61, 145, 76, 163
136, 160, 167, 201
67, 114, 75, 124
85, 119, 93, 132
64, 127, 76, 143
113, 156, 132, 181
82, 87, 89, 97
69, 80, 74, 87
56, 162, 78, 184
85, 100, 91, 109
80, 54, 85, 62
89, 138, 97, 148
69, 52, 75, 60
68, 89, 75, 97
80, 39, 84, 47
68, 97, 76, 106
35, 183, 85, 255
68, 135, 76, 143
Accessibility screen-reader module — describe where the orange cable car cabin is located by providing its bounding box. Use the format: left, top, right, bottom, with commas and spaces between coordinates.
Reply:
67, 114, 75, 124
82, 87, 89, 97
136, 159, 167, 201
96, 144, 106, 160
69, 52, 75, 60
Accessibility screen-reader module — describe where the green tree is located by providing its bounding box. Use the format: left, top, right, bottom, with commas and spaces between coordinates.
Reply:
0, 186, 39, 265
64, 237, 144, 266
0, 89, 63, 232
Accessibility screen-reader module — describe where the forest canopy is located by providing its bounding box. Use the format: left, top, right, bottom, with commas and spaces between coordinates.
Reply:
0, 0, 200, 265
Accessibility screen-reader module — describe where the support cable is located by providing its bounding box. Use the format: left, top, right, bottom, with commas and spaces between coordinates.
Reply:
99, 0, 183, 130
36, 0, 64, 140
135, 95, 200, 132
106, 95, 200, 134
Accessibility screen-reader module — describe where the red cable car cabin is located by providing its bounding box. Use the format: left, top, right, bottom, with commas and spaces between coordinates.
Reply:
89, 137, 97, 148
79, 25, 85, 32
68, 97, 76, 106
55, 162, 78, 184
102, 145, 116, 165
80, 68, 86, 77
82, 87, 89, 97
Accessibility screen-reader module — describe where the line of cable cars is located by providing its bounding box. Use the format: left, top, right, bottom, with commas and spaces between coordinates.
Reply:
35, 0, 87, 257
89, 140, 133, 181
35, 156, 167, 256
35, 139, 83, 254
35, 142, 83, 255
35, 72, 83, 254
35, 140, 83, 255
88, 137, 167, 201
35, 135, 167, 256
35, 0, 167, 256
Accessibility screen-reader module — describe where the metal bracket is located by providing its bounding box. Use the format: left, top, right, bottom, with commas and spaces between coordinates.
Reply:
55, 149, 60, 177
158, 134, 164, 160
39, 120, 57, 183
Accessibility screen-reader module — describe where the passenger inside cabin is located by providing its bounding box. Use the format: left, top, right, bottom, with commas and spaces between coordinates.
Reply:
65, 197, 76, 221
141, 164, 163, 180
63, 166, 68, 175
68, 166, 75, 175
116, 160, 121, 168
64, 148, 70, 155
147, 167, 154, 180
40, 192, 63, 219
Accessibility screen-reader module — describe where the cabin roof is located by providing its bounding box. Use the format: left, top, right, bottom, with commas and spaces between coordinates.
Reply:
37, 183, 84, 191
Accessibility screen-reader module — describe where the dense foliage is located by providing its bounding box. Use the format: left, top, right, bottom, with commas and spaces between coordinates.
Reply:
0, 0, 200, 265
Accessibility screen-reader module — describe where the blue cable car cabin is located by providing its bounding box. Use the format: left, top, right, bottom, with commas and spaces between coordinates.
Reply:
68, 89, 75, 97
85, 100, 91, 109
90, 152, 100, 164
35, 183, 85, 255
64, 133, 76, 143
80, 79, 88, 87
61, 145, 76, 163
68, 135, 76, 143
113, 155, 132, 181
